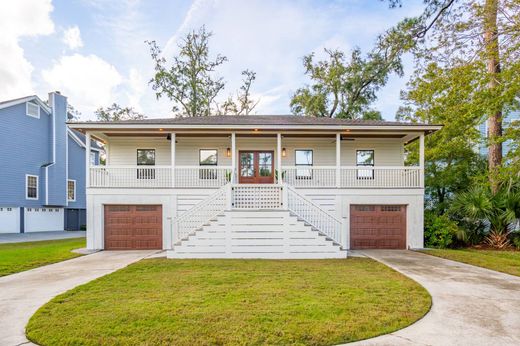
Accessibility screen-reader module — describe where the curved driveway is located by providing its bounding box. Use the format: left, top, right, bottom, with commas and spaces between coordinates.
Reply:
349, 250, 520, 346
0, 250, 155, 346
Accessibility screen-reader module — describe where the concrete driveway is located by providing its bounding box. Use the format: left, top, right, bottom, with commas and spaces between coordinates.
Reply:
0, 250, 156, 346
349, 250, 520, 346
0, 231, 85, 244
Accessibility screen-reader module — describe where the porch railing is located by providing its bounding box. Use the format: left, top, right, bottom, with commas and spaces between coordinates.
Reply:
282, 166, 336, 188
89, 165, 422, 189
340, 166, 422, 188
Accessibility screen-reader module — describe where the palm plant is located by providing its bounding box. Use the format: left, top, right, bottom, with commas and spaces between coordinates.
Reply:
451, 182, 520, 248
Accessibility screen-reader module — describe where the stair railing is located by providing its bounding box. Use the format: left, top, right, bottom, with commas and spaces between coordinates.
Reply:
173, 184, 230, 244
284, 184, 343, 244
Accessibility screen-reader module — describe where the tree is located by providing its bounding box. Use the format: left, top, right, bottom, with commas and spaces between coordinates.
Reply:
216, 70, 259, 115
147, 26, 258, 117
385, 0, 520, 192
95, 103, 146, 121
67, 104, 82, 121
290, 19, 416, 119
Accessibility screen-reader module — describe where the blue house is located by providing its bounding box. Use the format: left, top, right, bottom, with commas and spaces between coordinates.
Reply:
0, 92, 102, 233
479, 111, 520, 157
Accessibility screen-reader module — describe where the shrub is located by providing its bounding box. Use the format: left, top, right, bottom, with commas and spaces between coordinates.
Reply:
424, 212, 460, 248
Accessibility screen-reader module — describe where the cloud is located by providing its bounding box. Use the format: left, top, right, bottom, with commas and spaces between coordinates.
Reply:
63, 26, 83, 50
0, 0, 54, 99
158, 0, 423, 118
42, 54, 122, 115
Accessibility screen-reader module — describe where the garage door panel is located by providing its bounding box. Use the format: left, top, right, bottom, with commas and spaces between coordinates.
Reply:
104, 205, 162, 250
350, 205, 406, 250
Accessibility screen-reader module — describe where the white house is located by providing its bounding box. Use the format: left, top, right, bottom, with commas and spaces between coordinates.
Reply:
69, 115, 441, 259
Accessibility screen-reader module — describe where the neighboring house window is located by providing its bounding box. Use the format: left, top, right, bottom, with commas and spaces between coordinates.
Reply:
356, 150, 374, 179
295, 150, 313, 179
67, 180, 76, 201
90, 152, 97, 165
26, 102, 40, 118
137, 149, 155, 179
199, 149, 218, 179
26, 175, 38, 200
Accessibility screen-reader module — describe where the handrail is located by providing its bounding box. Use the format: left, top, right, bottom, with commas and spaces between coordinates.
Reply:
174, 184, 230, 244
284, 184, 342, 244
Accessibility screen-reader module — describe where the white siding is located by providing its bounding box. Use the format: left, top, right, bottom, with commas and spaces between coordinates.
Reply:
107, 136, 405, 167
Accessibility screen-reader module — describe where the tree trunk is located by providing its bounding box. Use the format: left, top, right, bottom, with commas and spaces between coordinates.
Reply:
483, 0, 503, 194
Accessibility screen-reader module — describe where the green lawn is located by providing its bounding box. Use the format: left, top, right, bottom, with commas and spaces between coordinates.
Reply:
27, 258, 431, 346
421, 248, 520, 277
0, 237, 85, 277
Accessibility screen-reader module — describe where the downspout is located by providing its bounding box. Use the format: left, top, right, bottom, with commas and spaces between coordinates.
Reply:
44, 93, 57, 205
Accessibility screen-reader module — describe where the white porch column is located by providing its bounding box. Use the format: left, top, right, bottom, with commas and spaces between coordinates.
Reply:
171, 133, 176, 188
85, 132, 91, 188
231, 132, 236, 183
419, 133, 425, 188
336, 133, 341, 188
277, 133, 282, 184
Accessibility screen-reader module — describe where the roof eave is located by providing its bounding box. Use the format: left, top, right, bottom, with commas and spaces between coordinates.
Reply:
67, 122, 443, 133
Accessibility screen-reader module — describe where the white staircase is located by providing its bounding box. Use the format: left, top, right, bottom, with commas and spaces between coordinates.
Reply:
167, 183, 347, 259
167, 209, 346, 259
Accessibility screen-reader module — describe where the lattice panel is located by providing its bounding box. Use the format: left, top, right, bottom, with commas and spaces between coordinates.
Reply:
232, 185, 282, 209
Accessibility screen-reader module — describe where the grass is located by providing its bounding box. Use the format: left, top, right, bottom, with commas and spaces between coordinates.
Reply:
0, 237, 85, 277
27, 258, 430, 346
422, 248, 520, 277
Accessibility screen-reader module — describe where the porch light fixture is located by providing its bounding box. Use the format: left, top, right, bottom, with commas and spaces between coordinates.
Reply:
282, 148, 286, 157
226, 147, 231, 157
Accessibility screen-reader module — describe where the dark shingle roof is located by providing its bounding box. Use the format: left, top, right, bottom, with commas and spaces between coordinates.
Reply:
71, 115, 434, 127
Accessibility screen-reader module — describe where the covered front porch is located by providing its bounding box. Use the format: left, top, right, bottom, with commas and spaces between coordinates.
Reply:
85, 130, 425, 190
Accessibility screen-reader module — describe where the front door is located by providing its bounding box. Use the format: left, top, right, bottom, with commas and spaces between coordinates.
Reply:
239, 151, 274, 184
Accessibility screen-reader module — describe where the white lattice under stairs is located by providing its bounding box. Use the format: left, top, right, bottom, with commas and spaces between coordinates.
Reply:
167, 210, 347, 259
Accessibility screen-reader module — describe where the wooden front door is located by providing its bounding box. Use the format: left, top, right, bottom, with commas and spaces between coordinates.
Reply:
350, 205, 406, 249
104, 205, 162, 250
239, 151, 275, 184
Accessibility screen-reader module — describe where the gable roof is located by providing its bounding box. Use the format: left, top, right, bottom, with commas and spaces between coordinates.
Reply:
0, 95, 52, 114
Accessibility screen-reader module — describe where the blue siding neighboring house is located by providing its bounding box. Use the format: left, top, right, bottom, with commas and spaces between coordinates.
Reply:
0, 92, 102, 233
479, 111, 520, 157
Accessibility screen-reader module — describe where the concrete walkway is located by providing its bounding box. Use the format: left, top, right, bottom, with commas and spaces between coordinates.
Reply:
349, 250, 520, 346
0, 231, 85, 244
0, 250, 156, 346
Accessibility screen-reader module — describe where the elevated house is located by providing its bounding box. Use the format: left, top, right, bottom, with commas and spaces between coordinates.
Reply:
70, 116, 441, 258
0, 92, 102, 233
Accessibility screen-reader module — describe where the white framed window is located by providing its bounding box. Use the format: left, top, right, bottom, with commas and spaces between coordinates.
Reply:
26, 102, 40, 119
26, 175, 38, 200
68, 179, 76, 201
295, 149, 313, 179
90, 152, 97, 165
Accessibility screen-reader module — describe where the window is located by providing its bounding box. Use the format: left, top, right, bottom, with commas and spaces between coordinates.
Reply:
199, 149, 218, 179
295, 150, 313, 179
90, 152, 97, 165
137, 149, 155, 179
26, 102, 40, 118
356, 150, 374, 179
26, 175, 38, 200
68, 180, 76, 201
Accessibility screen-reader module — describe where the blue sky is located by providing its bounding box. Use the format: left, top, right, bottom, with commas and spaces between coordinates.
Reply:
0, 0, 423, 120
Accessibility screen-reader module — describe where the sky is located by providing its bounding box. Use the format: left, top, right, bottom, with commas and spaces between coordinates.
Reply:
0, 0, 424, 120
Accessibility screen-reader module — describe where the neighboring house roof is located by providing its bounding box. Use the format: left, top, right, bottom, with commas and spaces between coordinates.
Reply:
0, 95, 52, 114
69, 115, 442, 133
68, 129, 104, 151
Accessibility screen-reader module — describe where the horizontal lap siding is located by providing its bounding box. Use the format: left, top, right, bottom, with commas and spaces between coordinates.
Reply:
107, 137, 404, 167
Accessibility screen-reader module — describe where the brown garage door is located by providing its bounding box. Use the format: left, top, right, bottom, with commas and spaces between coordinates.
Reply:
104, 205, 162, 250
350, 205, 406, 249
